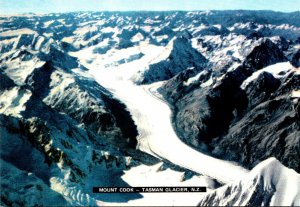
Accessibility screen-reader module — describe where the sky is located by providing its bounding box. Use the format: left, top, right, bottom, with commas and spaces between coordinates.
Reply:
0, 0, 299, 14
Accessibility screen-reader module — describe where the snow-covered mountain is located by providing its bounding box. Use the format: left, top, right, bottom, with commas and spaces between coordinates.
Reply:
197, 158, 300, 206
140, 35, 208, 84
0, 10, 299, 206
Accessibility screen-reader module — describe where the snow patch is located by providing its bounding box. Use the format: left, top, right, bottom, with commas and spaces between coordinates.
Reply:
0, 87, 32, 117
241, 62, 293, 89
101, 26, 119, 34
291, 90, 300, 98
131, 32, 144, 42
43, 20, 55, 27
183, 68, 199, 86
0, 28, 37, 37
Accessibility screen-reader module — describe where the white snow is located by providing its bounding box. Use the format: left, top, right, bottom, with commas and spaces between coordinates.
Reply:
147, 38, 174, 65
291, 90, 300, 98
71, 40, 173, 83
213, 24, 222, 30
65, 30, 102, 49
0, 36, 18, 46
144, 18, 161, 24
183, 71, 213, 88
44, 70, 75, 105
131, 32, 144, 42
0, 28, 37, 37
61, 36, 74, 44
191, 34, 252, 66
249, 158, 300, 206
78, 20, 99, 27
197, 157, 300, 206
155, 35, 169, 42
74, 25, 97, 35
107, 162, 216, 206
0, 87, 32, 117
3, 56, 45, 85
101, 26, 119, 34
43, 20, 55, 27
50, 177, 97, 206
201, 77, 213, 88
141, 26, 152, 33
57, 19, 66, 24
34, 36, 45, 50
241, 62, 293, 89
43, 32, 53, 38
183, 68, 199, 86
203, 35, 222, 45
275, 24, 300, 31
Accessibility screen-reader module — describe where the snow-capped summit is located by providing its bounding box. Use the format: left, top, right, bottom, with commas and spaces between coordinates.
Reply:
141, 36, 208, 84
198, 157, 300, 206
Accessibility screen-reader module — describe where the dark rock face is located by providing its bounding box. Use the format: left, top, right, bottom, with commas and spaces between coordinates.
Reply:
0, 113, 82, 191
290, 49, 300, 68
247, 31, 264, 40
1, 158, 68, 207
244, 72, 281, 110
194, 25, 229, 37
159, 68, 211, 103
202, 68, 249, 140
272, 36, 290, 51
213, 97, 300, 171
162, 40, 285, 138
161, 38, 299, 171
0, 71, 15, 89
141, 36, 208, 84
168, 66, 250, 147
101, 95, 138, 148
14, 34, 36, 49
25, 61, 53, 97
243, 39, 287, 70
208, 70, 300, 172
38, 45, 79, 69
